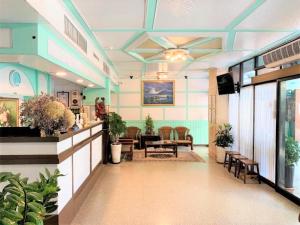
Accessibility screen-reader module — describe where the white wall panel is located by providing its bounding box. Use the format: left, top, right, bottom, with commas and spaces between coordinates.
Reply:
175, 93, 186, 106
119, 79, 140, 92
73, 129, 90, 145
111, 93, 118, 106
254, 83, 277, 182
229, 93, 240, 152
188, 79, 209, 91
119, 93, 140, 106
92, 136, 102, 170
189, 93, 208, 106
175, 79, 186, 92
142, 108, 164, 120
188, 108, 208, 120
73, 144, 90, 192
165, 108, 186, 120
119, 108, 140, 120
239, 86, 254, 159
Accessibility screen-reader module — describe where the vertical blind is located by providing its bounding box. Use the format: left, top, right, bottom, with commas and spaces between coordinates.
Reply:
228, 94, 239, 151
254, 83, 277, 182
239, 86, 254, 159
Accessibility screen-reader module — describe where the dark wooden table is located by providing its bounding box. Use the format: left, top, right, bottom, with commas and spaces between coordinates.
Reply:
139, 134, 160, 149
145, 140, 178, 158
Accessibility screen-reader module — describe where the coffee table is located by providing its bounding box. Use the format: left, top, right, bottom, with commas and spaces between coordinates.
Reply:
145, 140, 178, 158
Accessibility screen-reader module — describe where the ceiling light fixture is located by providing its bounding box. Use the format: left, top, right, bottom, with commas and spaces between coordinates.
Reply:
88, 84, 95, 87
164, 48, 189, 62
76, 79, 83, 83
56, 71, 66, 76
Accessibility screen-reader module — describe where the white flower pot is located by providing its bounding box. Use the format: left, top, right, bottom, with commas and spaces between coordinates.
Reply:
216, 146, 226, 163
111, 143, 122, 163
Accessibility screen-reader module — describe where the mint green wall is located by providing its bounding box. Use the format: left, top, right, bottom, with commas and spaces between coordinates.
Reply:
83, 78, 111, 105
0, 62, 51, 96
0, 24, 37, 54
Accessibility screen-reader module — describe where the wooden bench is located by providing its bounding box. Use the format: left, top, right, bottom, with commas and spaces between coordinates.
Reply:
237, 159, 261, 184
229, 154, 248, 177
223, 150, 240, 168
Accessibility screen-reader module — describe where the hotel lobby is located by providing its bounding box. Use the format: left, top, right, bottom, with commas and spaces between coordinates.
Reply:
0, 0, 300, 224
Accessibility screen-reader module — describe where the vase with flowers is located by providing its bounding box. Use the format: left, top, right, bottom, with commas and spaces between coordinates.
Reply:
20, 93, 75, 136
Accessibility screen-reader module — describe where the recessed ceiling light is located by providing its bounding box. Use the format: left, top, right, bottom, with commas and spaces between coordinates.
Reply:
88, 84, 95, 87
56, 72, 66, 76
76, 79, 83, 83
109, 46, 114, 50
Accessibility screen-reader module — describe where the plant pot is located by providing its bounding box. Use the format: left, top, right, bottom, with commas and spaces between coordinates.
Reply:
216, 146, 226, 163
111, 143, 122, 163
285, 164, 295, 188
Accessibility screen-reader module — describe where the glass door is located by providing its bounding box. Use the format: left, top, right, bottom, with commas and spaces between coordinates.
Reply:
277, 77, 300, 204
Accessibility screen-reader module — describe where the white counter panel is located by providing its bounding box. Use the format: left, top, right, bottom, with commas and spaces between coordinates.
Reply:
73, 129, 90, 145
0, 143, 57, 155
91, 124, 102, 136
56, 137, 72, 154
91, 136, 102, 170
73, 144, 90, 192
57, 157, 73, 213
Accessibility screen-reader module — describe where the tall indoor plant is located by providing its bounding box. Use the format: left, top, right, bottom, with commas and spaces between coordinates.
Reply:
145, 114, 154, 135
108, 112, 126, 163
214, 123, 234, 163
285, 136, 300, 188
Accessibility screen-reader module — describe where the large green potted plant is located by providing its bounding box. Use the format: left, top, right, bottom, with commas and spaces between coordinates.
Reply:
214, 123, 234, 163
109, 112, 126, 163
0, 168, 62, 225
285, 136, 300, 188
145, 114, 154, 135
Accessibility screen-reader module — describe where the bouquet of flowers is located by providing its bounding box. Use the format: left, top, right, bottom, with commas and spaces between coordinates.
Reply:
0, 104, 10, 127
20, 93, 75, 136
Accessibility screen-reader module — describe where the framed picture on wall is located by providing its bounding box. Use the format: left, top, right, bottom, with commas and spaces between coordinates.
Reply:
142, 80, 175, 106
57, 91, 69, 107
0, 98, 19, 127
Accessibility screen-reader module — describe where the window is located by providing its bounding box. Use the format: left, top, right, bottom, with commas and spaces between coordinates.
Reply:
231, 64, 240, 84
242, 59, 255, 85
256, 55, 265, 68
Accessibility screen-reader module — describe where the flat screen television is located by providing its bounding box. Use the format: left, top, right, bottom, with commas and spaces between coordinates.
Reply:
217, 73, 235, 95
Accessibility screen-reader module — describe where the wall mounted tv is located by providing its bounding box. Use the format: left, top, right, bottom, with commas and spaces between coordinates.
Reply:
217, 73, 235, 95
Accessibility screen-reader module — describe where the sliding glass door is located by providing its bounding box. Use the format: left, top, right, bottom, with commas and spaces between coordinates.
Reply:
277, 77, 300, 204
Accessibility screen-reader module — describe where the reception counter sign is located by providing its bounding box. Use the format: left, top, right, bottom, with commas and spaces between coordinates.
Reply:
0, 98, 19, 127
142, 80, 175, 106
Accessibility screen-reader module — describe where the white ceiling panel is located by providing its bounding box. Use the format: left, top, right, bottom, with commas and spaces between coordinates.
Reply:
115, 62, 144, 71
234, 32, 292, 50
94, 32, 136, 49
187, 61, 210, 70
106, 51, 136, 62
237, 0, 300, 29
207, 51, 252, 68
154, 0, 253, 29
178, 70, 209, 79
72, 0, 145, 29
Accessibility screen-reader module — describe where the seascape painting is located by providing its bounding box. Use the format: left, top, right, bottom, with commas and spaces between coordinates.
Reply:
142, 80, 175, 105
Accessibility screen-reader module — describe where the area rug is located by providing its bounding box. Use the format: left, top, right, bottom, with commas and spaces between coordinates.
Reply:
133, 149, 205, 162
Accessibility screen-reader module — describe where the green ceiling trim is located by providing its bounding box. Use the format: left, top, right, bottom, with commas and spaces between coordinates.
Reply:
64, 0, 118, 75
150, 37, 176, 49
145, 0, 158, 30
121, 31, 146, 50
126, 51, 146, 63
189, 49, 221, 53
225, 0, 266, 30
92, 28, 146, 32
131, 49, 162, 53
226, 31, 236, 50
182, 37, 217, 49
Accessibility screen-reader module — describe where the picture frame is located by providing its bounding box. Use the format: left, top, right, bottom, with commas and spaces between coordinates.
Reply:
57, 91, 69, 107
0, 98, 19, 127
142, 80, 175, 106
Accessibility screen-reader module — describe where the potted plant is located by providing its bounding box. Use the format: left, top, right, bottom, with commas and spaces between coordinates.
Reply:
145, 114, 154, 135
285, 136, 300, 188
0, 168, 62, 225
108, 112, 126, 163
214, 123, 234, 163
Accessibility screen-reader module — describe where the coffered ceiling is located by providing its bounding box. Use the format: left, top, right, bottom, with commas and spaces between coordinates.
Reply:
71, 0, 300, 78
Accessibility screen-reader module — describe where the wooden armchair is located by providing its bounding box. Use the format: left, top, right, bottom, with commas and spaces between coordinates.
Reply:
124, 126, 141, 148
174, 126, 193, 150
119, 138, 134, 161
158, 126, 174, 141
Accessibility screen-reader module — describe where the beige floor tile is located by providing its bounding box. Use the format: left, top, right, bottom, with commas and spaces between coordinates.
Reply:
71, 147, 300, 225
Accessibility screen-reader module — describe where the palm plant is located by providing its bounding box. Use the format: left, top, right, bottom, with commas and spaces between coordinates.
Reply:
108, 112, 126, 144
145, 114, 154, 135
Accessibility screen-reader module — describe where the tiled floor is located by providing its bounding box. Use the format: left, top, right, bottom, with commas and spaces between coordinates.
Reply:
71, 147, 300, 225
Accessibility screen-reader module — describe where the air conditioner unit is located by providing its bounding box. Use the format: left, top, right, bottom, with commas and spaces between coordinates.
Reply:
263, 38, 300, 68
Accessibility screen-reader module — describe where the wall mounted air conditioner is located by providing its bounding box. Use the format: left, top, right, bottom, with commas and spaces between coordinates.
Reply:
263, 38, 300, 68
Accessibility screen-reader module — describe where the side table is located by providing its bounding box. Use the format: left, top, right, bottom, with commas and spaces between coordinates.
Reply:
139, 134, 160, 149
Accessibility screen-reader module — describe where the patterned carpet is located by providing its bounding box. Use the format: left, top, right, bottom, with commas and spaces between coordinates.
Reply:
133, 149, 205, 162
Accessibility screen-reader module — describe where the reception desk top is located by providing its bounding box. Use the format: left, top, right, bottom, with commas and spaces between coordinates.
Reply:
0, 121, 103, 143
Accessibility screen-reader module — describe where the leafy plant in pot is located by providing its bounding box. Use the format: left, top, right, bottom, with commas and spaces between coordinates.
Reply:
145, 114, 154, 135
214, 123, 234, 163
284, 136, 300, 188
108, 112, 126, 163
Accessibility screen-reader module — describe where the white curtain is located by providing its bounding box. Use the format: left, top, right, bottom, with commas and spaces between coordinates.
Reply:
254, 83, 277, 182
228, 94, 239, 152
239, 86, 254, 159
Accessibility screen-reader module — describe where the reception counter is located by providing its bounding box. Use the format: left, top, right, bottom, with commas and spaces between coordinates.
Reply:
0, 122, 107, 225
